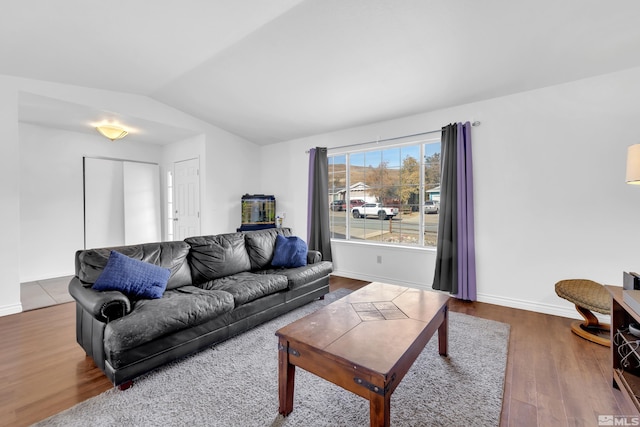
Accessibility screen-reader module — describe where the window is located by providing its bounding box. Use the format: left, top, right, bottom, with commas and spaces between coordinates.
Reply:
328, 138, 441, 247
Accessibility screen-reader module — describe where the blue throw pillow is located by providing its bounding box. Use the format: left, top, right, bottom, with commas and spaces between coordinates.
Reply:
92, 251, 171, 299
271, 235, 308, 268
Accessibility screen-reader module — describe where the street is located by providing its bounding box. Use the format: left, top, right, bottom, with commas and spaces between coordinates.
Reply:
329, 210, 439, 246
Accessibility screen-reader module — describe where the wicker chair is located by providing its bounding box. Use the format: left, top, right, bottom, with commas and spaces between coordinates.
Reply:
555, 279, 611, 347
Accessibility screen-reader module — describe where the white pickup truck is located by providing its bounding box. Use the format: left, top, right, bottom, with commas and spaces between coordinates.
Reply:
351, 203, 399, 220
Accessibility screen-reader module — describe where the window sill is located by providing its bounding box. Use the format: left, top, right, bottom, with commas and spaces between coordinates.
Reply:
330, 239, 437, 253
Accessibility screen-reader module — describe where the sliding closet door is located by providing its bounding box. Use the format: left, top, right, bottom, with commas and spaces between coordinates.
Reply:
123, 162, 161, 245
84, 158, 161, 249
84, 158, 125, 248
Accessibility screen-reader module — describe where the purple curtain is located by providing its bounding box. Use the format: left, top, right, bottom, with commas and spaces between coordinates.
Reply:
307, 147, 332, 261
456, 122, 476, 300
433, 122, 476, 300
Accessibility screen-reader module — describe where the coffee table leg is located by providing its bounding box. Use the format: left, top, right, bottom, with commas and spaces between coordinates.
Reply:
370, 393, 391, 427
278, 338, 295, 415
438, 305, 448, 356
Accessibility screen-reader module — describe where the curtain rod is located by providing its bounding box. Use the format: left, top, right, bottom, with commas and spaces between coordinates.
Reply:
305, 121, 480, 153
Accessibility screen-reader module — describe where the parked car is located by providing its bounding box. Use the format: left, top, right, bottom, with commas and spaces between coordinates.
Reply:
424, 200, 439, 214
331, 199, 365, 211
348, 199, 365, 208
351, 203, 399, 220
330, 200, 345, 211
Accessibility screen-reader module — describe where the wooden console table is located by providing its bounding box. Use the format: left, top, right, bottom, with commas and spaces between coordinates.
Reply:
608, 285, 640, 412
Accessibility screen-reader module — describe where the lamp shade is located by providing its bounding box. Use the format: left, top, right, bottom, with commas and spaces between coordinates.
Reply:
627, 144, 640, 185
96, 125, 128, 141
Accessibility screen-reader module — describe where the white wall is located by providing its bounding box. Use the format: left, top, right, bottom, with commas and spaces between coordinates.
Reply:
260, 66, 640, 320
255, 141, 312, 236
0, 82, 21, 316
19, 123, 162, 282
201, 129, 263, 235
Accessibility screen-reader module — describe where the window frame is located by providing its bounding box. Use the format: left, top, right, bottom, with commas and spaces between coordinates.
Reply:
328, 135, 441, 248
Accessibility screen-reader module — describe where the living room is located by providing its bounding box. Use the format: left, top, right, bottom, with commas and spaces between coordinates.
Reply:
2, 1, 640, 425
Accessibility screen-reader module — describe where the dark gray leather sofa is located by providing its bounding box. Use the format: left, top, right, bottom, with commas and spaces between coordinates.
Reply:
68, 228, 332, 387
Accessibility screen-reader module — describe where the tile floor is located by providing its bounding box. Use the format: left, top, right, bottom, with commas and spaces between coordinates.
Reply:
21, 276, 74, 311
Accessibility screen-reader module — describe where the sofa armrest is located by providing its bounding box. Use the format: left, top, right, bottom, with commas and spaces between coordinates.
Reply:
68, 277, 132, 323
307, 250, 322, 264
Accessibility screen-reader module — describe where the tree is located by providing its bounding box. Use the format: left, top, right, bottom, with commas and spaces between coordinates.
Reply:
399, 155, 420, 205
365, 161, 398, 203
424, 152, 441, 188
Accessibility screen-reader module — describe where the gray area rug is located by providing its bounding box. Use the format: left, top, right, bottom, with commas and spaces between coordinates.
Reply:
35, 289, 510, 427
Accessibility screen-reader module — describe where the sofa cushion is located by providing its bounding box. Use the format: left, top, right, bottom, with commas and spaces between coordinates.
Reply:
104, 286, 235, 355
186, 233, 251, 284
77, 241, 191, 290
244, 228, 292, 270
257, 261, 333, 289
201, 272, 288, 306
272, 235, 307, 268
92, 251, 170, 299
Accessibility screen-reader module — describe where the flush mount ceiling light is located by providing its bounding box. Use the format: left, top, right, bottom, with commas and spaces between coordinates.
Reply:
96, 124, 128, 141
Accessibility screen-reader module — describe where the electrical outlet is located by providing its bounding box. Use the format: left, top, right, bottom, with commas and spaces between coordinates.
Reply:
377, 255, 382, 264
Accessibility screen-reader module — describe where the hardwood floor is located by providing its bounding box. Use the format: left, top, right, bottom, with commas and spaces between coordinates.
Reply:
448, 295, 637, 427
0, 276, 635, 426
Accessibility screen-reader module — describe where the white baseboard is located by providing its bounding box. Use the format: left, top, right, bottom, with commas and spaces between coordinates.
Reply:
331, 270, 431, 291
332, 270, 609, 323
20, 271, 74, 283
0, 302, 22, 317
477, 292, 610, 323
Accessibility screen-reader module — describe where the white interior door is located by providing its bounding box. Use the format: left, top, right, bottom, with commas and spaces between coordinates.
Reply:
173, 158, 200, 240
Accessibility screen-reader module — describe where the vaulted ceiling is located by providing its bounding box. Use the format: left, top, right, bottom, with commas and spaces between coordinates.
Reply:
4, 0, 640, 145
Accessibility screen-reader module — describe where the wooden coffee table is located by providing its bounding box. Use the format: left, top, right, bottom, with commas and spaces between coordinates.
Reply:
276, 282, 450, 426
